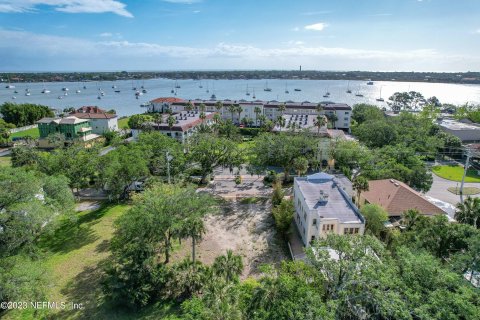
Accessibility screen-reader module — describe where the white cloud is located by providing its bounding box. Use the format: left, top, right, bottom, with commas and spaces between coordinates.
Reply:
99, 32, 113, 37
304, 22, 328, 31
0, 29, 478, 71
0, 0, 133, 17
292, 27, 300, 32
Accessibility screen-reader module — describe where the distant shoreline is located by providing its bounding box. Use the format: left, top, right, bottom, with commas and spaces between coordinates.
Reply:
1, 70, 479, 85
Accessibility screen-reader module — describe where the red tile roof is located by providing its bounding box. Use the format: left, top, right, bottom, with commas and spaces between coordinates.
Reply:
150, 97, 185, 104
361, 179, 445, 217
75, 106, 107, 114
70, 113, 117, 119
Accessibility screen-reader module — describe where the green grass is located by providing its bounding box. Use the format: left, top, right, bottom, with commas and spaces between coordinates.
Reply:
447, 187, 480, 195
9, 127, 40, 140
6, 203, 182, 320
432, 165, 480, 183
118, 117, 130, 129
0, 156, 11, 167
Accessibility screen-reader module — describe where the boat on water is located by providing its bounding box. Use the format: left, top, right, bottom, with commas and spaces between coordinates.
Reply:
97, 95, 101, 100
323, 87, 330, 98
112, 85, 117, 89
376, 86, 385, 102
115, 89, 121, 93
14, 90, 18, 94
252, 89, 256, 99
175, 80, 181, 89
5, 84, 15, 89
83, 85, 87, 89
62, 87, 69, 91
246, 84, 250, 96
346, 81, 352, 93
57, 96, 63, 99
41, 83, 50, 94
25, 92, 30, 96
367, 81, 374, 85
11, 96, 16, 99
199, 81, 203, 89
294, 88, 301, 91
142, 88, 147, 94
171, 88, 175, 94
211, 94, 216, 99
64, 92, 68, 96
76, 89, 81, 93
264, 81, 272, 92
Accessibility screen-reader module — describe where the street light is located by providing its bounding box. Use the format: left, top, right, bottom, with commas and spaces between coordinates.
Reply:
166, 151, 173, 184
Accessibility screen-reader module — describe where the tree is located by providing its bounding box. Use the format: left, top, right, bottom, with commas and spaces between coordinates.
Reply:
313, 115, 327, 133
455, 196, 480, 229
199, 103, 206, 113
128, 114, 153, 129
351, 104, 384, 124
10, 145, 38, 168
352, 120, 398, 148
254, 106, 262, 126
235, 105, 243, 124
352, 176, 369, 206
212, 250, 244, 283
252, 132, 318, 182
182, 215, 206, 264
271, 181, 284, 206
188, 134, 241, 183
325, 112, 338, 129
99, 144, 149, 199
167, 114, 176, 129
401, 209, 420, 231
361, 204, 388, 237
293, 156, 308, 177
214, 101, 223, 113
275, 115, 285, 128
0, 102, 54, 126
228, 105, 237, 122
278, 104, 286, 115
185, 101, 194, 112
272, 199, 294, 238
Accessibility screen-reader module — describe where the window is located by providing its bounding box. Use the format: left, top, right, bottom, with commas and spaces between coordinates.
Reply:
311, 236, 316, 242
345, 112, 349, 115
344, 117, 349, 121
344, 123, 349, 127
312, 219, 317, 226
323, 224, 334, 231
354, 228, 359, 234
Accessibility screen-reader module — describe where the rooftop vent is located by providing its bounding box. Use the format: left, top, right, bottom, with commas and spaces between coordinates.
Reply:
319, 190, 329, 204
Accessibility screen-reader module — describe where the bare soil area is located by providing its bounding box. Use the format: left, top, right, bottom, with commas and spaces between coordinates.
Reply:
172, 199, 290, 279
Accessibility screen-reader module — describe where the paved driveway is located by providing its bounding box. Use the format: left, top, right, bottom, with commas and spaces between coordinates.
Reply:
426, 173, 480, 206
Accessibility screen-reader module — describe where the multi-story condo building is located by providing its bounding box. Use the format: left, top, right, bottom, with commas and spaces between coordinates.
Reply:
146, 97, 353, 132
293, 172, 365, 246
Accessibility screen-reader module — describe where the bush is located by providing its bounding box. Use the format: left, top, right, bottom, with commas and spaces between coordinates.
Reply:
234, 175, 242, 185
272, 181, 284, 206
263, 170, 279, 186
272, 199, 294, 238
239, 127, 260, 137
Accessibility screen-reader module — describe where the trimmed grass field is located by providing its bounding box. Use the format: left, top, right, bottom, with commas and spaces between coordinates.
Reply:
118, 117, 130, 129
9, 127, 40, 140
432, 165, 480, 183
6, 203, 182, 320
447, 187, 480, 195
0, 156, 11, 167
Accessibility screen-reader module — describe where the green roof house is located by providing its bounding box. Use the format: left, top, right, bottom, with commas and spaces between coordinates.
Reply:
36, 116, 99, 148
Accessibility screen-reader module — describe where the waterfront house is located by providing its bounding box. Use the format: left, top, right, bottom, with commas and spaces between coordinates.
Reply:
294, 172, 365, 246
69, 106, 118, 134
36, 116, 99, 148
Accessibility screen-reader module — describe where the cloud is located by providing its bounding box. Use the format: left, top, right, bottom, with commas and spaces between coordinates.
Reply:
292, 27, 300, 32
99, 32, 113, 37
0, 0, 133, 17
0, 29, 478, 72
304, 22, 328, 31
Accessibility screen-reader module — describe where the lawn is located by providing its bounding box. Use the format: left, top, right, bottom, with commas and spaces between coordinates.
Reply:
118, 117, 130, 129
447, 187, 480, 195
432, 165, 480, 183
0, 156, 11, 167
6, 203, 182, 320
9, 127, 40, 140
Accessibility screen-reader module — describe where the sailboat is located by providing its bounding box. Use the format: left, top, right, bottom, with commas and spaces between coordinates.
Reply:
294, 88, 301, 91
264, 81, 272, 92
285, 82, 289, 94
355, 86, 364, 97
199, 80, 203, 88
41, 81, 50, 94
25, 87, 31, 96
376, 86, 385, 102
175, 80, 181, 89
323, 87, 330, 98
252, 89, 256, 99
246, 84, 250, 96
346, 81, 352, 94
132, 80, 137, 91
206, 83, 209, 93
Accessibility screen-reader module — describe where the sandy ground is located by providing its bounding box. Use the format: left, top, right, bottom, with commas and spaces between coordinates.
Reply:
75, 200, 101, 212
172, 199, 290, 279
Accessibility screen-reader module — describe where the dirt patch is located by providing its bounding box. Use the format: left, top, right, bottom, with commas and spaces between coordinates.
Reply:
172, 199, 290, 279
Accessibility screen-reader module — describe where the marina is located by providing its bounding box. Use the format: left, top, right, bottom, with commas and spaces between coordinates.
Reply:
1, 78, 479, 117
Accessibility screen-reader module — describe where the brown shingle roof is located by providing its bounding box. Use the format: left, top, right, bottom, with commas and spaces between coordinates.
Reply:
71, 112, 117, 119
361, 179, 446, 217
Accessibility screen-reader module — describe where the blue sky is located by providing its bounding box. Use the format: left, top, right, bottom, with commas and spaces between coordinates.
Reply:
0, 0, 479, 72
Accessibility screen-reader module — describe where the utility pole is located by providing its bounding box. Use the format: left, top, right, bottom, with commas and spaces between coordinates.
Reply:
460, 149, 471, 203
166, 151, 173, 184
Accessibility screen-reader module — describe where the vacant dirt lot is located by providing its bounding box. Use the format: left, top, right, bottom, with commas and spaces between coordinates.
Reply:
172, 199, 290, 279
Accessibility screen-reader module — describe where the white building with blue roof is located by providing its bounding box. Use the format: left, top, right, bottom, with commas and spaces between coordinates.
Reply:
293, 172, 365, 246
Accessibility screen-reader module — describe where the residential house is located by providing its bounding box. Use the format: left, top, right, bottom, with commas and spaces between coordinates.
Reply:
360, 179, 447, 220
36, 116, 99, 148
294, 172, 365, 246
70, 106, 118, 134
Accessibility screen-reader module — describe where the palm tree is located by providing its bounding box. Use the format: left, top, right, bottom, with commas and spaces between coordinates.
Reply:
293, 157, 309, 177
456, 196, 480, 228
254, 106, 262, 126
212, 250, 244, 283
228, 105, 236, 122
278, 103, 286, 115
235, 105, 243, 124
182, 216, 206, 264
258, 115, 267, 127
352, 176, 369, 206
401, 209, 420, 231
326, 112, 338, 129
215, 101, 223, 113
199, 111, 206, 123
314, 115, 327, 134
213, 113, 221, 124
153, 113, 163, 126
276, 115, 286, 128
199, 103, 206, 113
316, 103, 324, 115
185, 102, 194, 112
167, 114, 176, 129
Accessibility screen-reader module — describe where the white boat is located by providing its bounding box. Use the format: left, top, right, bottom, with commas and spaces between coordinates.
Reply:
100, 91, 105, 96
62, 87, 69, 91
285, 82, 289, 94
11, 96, 16, 99
25, 92, 30, 96
246, 84, 250, 96
76, 89, 81, 93
175, 80, 181, 89
252, 89, 256, 99
367, 81, 374, 85
5, 85, 15, 89
57, 96, 63, 99
376, 86, 385, 102
41, 88, 50, 94
64, 92, 68, 96
346, 81, 352, 93
263, 81, 272, 92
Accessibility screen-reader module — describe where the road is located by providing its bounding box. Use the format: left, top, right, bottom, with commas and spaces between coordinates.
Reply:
426, 173, 480, 206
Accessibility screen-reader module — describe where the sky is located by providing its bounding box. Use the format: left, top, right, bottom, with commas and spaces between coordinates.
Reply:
0, 0, 479, 72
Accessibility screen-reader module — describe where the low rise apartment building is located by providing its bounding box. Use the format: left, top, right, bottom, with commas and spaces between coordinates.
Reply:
294, 172, 365, 246
69, 106, 118, 134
